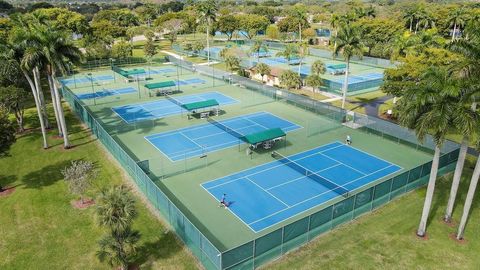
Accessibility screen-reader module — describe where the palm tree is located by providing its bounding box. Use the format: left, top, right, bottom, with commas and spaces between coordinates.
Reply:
97, 228, 140, 270
291, 4, 308, 43
329, 13, 340, 51
255, 63, 271, 83
224, 55, 240, 74
197, 0, 218, 64
279, 70, 302, 90
333, 24, 363, 109
403, 8, 417, 33
96, 185, 138, 234
35, 26, 82, 149
250, 39, 268, 63
276, 43, 299, 66
446, 19, 480, 234
297, 41, 309, 75
311, 60, 326, 76
456, 141, 480, 240
448, 8, 467, 42
397, 67, 456, 237
305, 75, 323, 95
2, 32, 48, 149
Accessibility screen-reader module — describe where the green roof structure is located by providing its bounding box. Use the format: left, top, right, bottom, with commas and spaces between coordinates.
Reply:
243, 128, 286, 144
144, 80, 176, 90
182, 99, 219, 111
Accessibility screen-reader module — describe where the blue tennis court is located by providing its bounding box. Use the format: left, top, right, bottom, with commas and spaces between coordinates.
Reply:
112, 91, 238, 123
76, 86, 136, 100
145, 112, 302, 161
202, 141, 402, 232
147, 68, 176, 75
60, 75, 114, 85
175, 78, 206, 86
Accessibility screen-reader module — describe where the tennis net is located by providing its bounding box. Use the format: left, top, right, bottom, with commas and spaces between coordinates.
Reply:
272, 151, 349, 197
207, 118, 244, 140
165, 94, 184, 107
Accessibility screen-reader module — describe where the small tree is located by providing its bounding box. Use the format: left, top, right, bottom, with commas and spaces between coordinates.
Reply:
111, 41, 133, 59
266, 24, 280, 40
225, 56, 241, 74
0, 105, 15, 157
192, 40, 205, 54
0, 86, 29, 132
255, 63, 271, 83
279, 70, 301, 90
276, 44, 299, 65
62, 160, 97, 205
305, 75, 323, 94
97, 228, 141, 270
162, 19, 185, 45
96, 185, 140, 270
311, 60, 326, 76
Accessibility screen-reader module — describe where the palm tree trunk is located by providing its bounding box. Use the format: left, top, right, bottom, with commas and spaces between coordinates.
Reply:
206, 19, 210, 64
33, 67, 50, 129
409, 19, 413, 32
456, 154, 480, 240
47, 75, 63, 137
51, 73, 71, 148
444, 136, 468, 222
23, 70, 48, 149
341, 61, 350, 109
452, 23, 457, 42
417, 145, 441, 237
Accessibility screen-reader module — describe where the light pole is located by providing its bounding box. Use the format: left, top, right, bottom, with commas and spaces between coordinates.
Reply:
87, 73, 96, 105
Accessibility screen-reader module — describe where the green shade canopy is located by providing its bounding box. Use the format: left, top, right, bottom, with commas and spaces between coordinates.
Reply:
243, 128, 286, 144
112, 65, 146, 77
183, 99, 219, 111
144, 80, 176, 90
326, 64, 347, 70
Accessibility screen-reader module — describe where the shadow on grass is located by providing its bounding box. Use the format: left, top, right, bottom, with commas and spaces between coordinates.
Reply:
134, 231, 183, 269
22, 160, 72, 189
0, 175, 18, 189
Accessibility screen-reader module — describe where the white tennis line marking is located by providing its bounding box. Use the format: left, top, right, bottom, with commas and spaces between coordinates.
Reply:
319, 152, 367, 176
203, 143, 344, 190
247, 164, 398, 226
245, 176, 290, 207
265, 163, 343, 191
144, 111, 269, 140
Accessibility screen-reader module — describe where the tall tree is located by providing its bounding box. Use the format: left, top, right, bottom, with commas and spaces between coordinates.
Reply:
333, 24, 363, 109
397, 67, 456, 237
255, 63, 270, 84
279, 70, 301, 90
311, 60, 326, 76
447, 8, 467, 42
2, 31, 48, 149
197, 0, 218, 63
33, 26, 82, 149
250, 39, 268, 62
276, 43, 299, 66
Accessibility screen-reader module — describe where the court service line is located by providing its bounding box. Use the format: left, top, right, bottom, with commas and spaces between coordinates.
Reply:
248, 164, 400, 226
319, 152, 367, 176
203, 143, 344, 190
245, 176, 290, 207
265, 163, 343, 191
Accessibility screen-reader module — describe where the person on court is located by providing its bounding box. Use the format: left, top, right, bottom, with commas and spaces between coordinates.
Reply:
220, 193, 228, 208
346, 135, 352, 145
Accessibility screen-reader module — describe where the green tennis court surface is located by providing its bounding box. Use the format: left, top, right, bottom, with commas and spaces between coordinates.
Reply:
60, 62, 455, 269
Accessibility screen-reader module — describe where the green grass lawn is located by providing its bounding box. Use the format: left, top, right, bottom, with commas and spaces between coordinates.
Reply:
266, 157, 480, 270
1, 97, 480, 269
0, 104, 199, 270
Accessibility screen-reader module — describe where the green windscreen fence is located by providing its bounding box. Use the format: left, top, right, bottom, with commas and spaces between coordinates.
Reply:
61, 58, 460, 270
61, 86, 222, 270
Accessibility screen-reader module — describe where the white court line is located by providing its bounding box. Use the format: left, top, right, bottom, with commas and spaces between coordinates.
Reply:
265, 163, 342, 191
203, 143, 344, 190
245, 176, 290, 207
319, 152, 367, 176
247, 164, 398, 227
